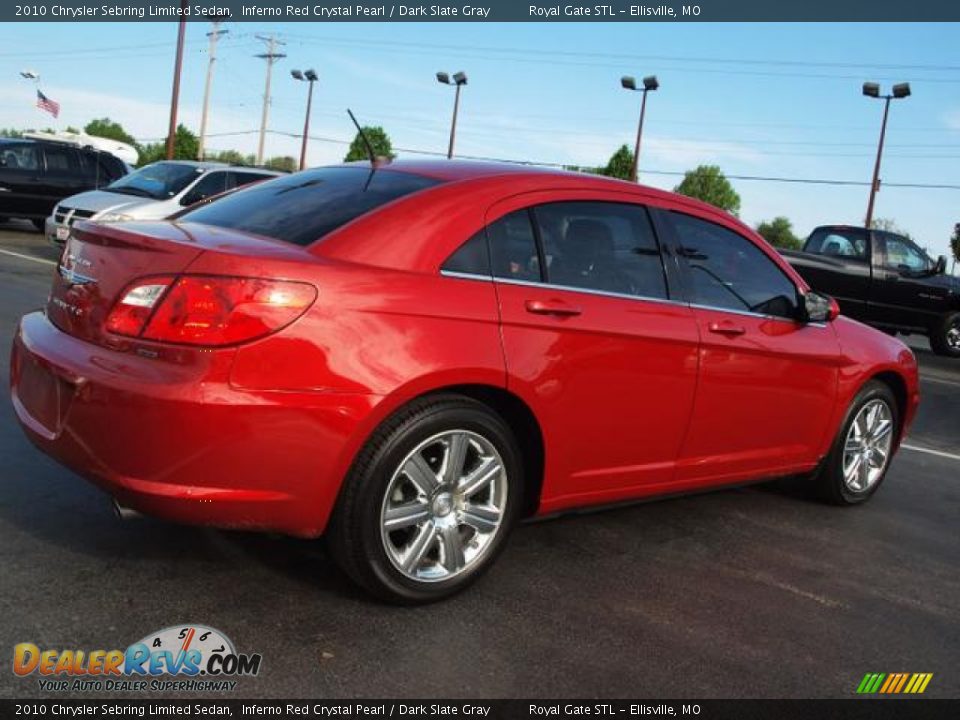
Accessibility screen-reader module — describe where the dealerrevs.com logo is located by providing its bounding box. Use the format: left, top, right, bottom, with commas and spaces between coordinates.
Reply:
13, 625, 262, 693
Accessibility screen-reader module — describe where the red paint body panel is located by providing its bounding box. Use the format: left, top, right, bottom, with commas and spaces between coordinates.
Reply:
9, 162, 920, 537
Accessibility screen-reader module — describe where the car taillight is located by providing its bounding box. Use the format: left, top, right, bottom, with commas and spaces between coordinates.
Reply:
105, 275, 317, 347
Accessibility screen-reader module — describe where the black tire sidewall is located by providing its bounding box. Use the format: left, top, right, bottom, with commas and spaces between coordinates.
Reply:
825, 382, 899, 505
930, 312, 960, 358
350, 400, 523, 603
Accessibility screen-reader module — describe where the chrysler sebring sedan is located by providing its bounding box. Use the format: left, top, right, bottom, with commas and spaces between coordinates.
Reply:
11, 160, 919, 603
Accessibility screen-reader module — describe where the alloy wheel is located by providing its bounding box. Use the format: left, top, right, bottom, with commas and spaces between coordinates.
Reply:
842, 399, 894, 493
947, 318, 960, 352
380, 430, 508, 582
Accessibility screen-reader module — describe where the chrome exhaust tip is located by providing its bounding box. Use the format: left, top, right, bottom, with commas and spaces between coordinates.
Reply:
112, 499, 143, 521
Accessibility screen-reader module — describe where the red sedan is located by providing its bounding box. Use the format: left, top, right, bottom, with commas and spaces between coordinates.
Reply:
10, 161, 919, 603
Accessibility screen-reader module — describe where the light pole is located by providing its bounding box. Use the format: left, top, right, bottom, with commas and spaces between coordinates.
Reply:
165, 0, 189, 160
291, 69, 318, 171
862, 81, 911, 229
437, 71, 467, 159
621, 75, 659, 183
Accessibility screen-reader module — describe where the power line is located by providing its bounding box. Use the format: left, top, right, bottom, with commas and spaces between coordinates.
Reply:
182, 128, 960, 189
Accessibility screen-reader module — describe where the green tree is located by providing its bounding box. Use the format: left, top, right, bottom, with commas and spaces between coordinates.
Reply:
674, 165, 741, 216
84, 118, 136, 146
207, 149, 255, 166
0, 128, 23, 138
137, 124, 199, 165
264, 155, 297, 172
870, 217, 913, 241
597, 144, 634, 181
344, 126, 394, 162
756, 216, 802, 250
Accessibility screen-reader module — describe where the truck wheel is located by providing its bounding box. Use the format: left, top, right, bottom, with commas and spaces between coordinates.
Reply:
929, 312, 960, 358
814, 380, 898, 505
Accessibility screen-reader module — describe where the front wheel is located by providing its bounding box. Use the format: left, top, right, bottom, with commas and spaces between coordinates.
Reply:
327, 394, 523, 604
814, 380, 898, 505
929, 312, 960, 358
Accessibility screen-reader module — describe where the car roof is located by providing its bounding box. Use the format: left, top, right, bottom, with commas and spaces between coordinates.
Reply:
346, 158, 692, 207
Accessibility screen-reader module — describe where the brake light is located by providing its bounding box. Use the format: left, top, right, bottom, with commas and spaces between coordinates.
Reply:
105, 275, 317, 346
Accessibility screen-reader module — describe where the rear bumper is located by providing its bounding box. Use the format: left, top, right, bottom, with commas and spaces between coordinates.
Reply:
10, 312, 376, 537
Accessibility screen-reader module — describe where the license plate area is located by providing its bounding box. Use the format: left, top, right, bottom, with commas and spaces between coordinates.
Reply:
55, 226, 70, 241
17, 357, 72, 435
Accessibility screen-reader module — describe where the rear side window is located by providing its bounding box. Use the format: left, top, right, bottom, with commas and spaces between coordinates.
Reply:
44, 146, 81, 174
533, 201, 667, 299
229, 171, 274, 188
487, 210, 541, 282
805, 227, 869, 262
180, 167, 440, 246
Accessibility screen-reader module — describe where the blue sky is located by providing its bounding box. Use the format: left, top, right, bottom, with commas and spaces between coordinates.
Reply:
2, 21, 958, 260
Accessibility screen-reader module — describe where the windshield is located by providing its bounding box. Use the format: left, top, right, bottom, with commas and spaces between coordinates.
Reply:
106, 162, 203, 200
178, 166, 441, 246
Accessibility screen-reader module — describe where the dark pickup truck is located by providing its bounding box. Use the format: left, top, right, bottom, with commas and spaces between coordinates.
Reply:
782, 225, 959, 357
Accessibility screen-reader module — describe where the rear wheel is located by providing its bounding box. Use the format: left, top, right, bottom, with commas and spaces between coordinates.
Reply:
814, 380, 898, 505
929, 312, 960, 358
327, 394, 523, 604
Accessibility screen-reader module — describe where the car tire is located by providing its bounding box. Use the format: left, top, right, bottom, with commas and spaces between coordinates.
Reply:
327, 393, 523, 604
929, 312, 960, 358
814, 380, 899, 505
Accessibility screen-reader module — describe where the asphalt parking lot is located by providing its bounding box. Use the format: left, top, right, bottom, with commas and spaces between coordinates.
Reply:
0, 218, 957, 699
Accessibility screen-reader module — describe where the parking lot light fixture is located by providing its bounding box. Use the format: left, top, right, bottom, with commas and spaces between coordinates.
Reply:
437, 70, 468, 159
863, 81, 911, 229
291, 68, 318, 171
621, 74, 659, 182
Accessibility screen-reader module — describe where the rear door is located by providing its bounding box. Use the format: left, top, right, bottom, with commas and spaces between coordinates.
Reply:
662, 210, 841, 483
40, 144, 89, 214
487, 194, 700, 508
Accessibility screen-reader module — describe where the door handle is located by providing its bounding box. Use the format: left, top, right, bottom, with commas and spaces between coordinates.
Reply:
708, 321, 746, 337
525, 299, 582, 317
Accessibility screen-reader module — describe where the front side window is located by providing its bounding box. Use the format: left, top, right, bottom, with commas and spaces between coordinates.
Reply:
180, 167, 440, 246
533, 201, 667, 299
670, 212, 800, 319
880, 234, 930, 273
805, 227, 869, 262
44, 146, 81, 174
181, 172, 228, 205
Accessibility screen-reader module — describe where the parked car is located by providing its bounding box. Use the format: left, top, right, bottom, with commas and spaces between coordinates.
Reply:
781, 225, 959, 357
46, 160, 281, 244
0, 137, 127, 231
11, 161, 919, 603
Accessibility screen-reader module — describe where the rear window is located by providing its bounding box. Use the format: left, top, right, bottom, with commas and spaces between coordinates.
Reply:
178, 166, 441, 246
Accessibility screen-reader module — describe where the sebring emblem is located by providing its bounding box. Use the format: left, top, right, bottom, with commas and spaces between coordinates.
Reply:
58, 248, 95, 286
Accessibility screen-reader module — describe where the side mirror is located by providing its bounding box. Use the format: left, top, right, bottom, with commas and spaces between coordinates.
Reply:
934, 255, 947, 275
803, 291, 840, 323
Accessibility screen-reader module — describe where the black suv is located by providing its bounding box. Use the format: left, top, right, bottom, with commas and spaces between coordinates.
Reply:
0, 137, 128, 231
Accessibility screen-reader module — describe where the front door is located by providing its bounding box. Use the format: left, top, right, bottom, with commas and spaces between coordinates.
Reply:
872, 232, 947, 331
662, 209, 842, 483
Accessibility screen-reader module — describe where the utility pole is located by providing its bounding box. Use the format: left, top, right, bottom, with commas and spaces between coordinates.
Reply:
861, 82, 910, 229
165, 0, 189, 160
197, 19, 227, 160
255, 34, 286, 166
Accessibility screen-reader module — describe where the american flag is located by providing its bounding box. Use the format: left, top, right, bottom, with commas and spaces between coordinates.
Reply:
36, 89, 60, 118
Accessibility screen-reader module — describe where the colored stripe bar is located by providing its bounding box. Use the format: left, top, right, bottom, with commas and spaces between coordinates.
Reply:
868, 673, 887, 693
893, 673, 910, 693
879, 674, 896, 693
856, 673, 874, 694
917, 674, 933, 693
904, 674, 920, 693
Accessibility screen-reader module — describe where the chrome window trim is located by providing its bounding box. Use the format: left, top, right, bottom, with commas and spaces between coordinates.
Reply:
440, 270, 681, 307
439, 271, 825, 326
